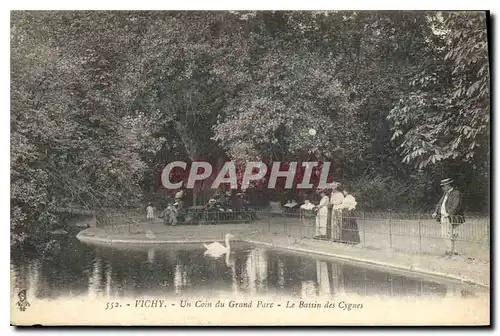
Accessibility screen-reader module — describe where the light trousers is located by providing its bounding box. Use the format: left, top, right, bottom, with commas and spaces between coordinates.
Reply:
441, 216, 456, 252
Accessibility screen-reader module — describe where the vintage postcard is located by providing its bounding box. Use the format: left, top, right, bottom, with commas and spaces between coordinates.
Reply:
10, 10, 490, 326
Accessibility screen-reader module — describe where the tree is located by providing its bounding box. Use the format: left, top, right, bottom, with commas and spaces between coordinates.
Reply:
11, 11, 150, 242
11, 10, 491, 245
387, 11, 490, 170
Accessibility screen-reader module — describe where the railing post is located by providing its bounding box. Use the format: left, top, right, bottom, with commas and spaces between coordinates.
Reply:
418, 213, 422, 254
326, 205, 333, 240
362, 211, 366, 248
268, 214, 271, 234
388, 211, 392, 249
282, 212, 286, 236
308, 212, 311, 238
299, 210, 303, 238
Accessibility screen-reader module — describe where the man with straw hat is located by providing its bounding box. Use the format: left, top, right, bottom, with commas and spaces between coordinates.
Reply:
432, 178, 465, 256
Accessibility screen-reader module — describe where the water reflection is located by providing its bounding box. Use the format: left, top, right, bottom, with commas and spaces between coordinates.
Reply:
226, 253, 238, 294
245, 248, 268, 294
88, 257, 102, 299
27, 260, 40, 302
331, 263, 345, 296
277, 260, 285, 288
105, 265, 112, 297
11, 239, 484, 302
301, 280, 317, 298
173, 263, 188, 294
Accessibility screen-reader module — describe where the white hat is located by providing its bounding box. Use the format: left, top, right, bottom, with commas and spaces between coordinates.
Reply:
440, 178, 453, 186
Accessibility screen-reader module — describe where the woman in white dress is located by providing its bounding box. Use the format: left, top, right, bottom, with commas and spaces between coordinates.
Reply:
341, 187, 360, 244
314, 190, 330, 239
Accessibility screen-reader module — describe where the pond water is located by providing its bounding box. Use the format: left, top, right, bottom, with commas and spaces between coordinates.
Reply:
11, 235, 486, 303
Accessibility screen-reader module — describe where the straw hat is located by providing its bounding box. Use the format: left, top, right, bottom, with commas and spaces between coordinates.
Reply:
440, 178, 454, 186
329, 182, 341, 189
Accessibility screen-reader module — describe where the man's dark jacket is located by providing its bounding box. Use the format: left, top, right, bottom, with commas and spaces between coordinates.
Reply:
434, 189, 465, 224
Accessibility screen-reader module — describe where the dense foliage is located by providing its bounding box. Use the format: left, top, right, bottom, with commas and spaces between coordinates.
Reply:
11, 11, 490, 244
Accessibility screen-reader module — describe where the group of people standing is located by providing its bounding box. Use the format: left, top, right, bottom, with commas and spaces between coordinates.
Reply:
312, 183, 360, 245
310, 177, 466, 255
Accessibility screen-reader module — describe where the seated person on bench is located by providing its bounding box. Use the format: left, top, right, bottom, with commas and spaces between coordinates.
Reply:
284, 199, 299, 213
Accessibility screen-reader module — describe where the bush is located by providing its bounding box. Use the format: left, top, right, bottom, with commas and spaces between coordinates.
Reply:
348, 173, 435, 212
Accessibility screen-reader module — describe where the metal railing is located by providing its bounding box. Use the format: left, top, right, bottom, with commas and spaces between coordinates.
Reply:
252, 208, 490, 260
89, 205, 489, 260
94, 207, 260, 233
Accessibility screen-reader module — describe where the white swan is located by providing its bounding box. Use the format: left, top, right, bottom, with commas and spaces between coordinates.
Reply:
204, 233, 235, 257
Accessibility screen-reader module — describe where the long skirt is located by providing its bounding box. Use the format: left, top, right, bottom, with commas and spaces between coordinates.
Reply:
315, 208, 328, 236
341, 211, 360, 244
330, 209, 343, 240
